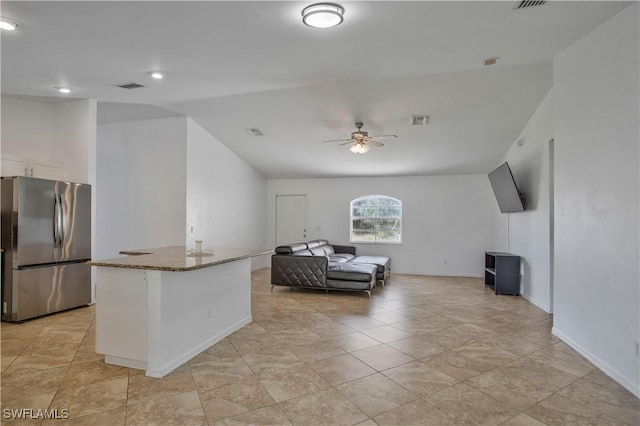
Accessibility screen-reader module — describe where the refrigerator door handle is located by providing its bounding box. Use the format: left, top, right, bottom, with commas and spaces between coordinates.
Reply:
58, 194, 65, 246
53, 195, 60, 248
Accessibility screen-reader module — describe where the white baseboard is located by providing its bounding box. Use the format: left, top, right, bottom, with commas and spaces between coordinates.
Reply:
145, 316, 252, 378
391, 272, 484, 278
521, 292, 551, 313
251, 254, 270, 271
105, 354, 147, 371
552, 326, 640, 398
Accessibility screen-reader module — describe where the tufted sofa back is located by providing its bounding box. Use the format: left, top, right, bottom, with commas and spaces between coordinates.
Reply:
275, 240, 335, 256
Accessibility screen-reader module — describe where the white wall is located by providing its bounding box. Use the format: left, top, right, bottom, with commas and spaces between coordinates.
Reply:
494, 91, 554, 312
186, 118, 268, 269
1, 96, 54, 161
96, 116, 268, 270
1, 96, 95, 183
553, 3, 639, 396
267, 175, 497, 276
51, 99, 96, 183
96, 117, 187, 261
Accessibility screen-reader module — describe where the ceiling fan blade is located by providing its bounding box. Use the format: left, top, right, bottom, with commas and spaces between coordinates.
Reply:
322, 138, 352, 143
371, 134, 398, 141
338, 141, 355, 146
368, 140, 384, 147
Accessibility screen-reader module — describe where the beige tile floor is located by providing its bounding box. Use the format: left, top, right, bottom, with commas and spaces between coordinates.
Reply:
1, 269, 638, 425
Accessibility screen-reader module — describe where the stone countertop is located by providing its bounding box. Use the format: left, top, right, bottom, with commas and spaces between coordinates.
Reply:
88, 246, 272, 272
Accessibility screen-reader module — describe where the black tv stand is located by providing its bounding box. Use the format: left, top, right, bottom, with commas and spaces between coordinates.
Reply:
484, 252, 520, 295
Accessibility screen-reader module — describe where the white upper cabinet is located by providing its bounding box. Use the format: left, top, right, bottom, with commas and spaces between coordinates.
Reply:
30, 159, 61, 180
1, 154, 29, 177
1, 154, 61, 180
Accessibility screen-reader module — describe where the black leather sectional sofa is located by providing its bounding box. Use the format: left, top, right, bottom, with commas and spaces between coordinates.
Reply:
270, 239, 391, 297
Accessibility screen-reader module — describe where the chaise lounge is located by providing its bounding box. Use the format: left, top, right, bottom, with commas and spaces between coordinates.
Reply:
270, 239, 391, 297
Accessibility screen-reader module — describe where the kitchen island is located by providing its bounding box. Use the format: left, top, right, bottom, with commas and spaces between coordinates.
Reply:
89, 246, 271, 378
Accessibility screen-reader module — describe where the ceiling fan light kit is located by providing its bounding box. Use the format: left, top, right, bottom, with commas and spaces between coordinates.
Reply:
323, 122, 397, 154
350, 143, 369, 154
302, 3, 344, 29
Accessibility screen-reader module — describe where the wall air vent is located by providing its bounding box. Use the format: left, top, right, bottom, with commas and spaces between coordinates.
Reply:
411, 115, 430, 126
116, 82, 145, 89
245, 127, 265, 137
513, 0, 547, 10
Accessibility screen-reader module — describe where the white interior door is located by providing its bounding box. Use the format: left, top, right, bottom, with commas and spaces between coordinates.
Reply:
276, 195, 307, 246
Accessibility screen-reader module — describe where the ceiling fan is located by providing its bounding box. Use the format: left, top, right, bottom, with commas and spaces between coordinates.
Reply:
322, 122, 398, 154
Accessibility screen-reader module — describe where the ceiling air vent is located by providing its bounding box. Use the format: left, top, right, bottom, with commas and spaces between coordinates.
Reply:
116, 82, 145, 89
513, 0, 547, 10
245, 127, 265, 137
411, 115, 430, 126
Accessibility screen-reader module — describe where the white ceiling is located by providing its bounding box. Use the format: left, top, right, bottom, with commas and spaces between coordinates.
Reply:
1, 1, 631, 178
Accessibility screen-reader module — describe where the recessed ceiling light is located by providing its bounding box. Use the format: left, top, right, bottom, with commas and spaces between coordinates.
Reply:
0, 17, 22, 31
55, 86, 72, 94
148, 71, 165, 80
302, 3, 344, 29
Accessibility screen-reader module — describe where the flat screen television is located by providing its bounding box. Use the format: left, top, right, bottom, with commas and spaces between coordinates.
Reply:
488, 162, 526, 213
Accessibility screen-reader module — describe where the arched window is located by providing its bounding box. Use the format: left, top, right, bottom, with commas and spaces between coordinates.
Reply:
350, 195, 402, 244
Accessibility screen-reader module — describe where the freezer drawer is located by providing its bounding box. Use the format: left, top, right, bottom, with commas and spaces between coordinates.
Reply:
2, 262, 91, 322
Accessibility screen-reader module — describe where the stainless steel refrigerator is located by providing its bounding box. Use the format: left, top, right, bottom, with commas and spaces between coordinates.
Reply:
1, 176, 91, 322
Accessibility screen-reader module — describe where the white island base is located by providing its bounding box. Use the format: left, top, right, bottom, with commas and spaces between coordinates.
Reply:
95, 257, 252, 378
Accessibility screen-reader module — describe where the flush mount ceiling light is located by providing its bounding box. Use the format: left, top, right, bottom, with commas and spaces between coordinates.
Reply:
148, 71, 165, 80
0, 17, 22, 31
302, 3, 344, 29
55, 86, 72, 94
